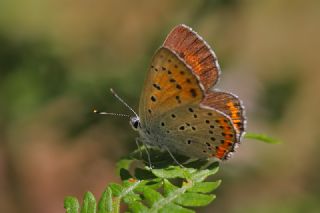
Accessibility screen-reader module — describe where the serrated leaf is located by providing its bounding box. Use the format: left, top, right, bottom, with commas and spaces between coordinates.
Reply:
190, 167, 219, 182
159, 203, 194, 213
184, 159, 209, 169
163, 179, 178, 196
175, 192, 215, 207
187, 180, 221, 193
123, 179, 138, 188
245, 132, 281, 144
128, 201, 149, 213
109, 183, 123, 196
139, 187, 163, 206
123, 192, 141, 204
206, 161, 220, 170
152, 166, 195, 179
81, 192, 96, 213
144, 179, 163, 190
119, 179, 142, 200
97, 187, 112, 213
64, 149, 222, 213
64, 196, 80, 213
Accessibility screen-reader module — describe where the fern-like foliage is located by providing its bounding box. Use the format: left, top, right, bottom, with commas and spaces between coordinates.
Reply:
64, 147, 221, 213
64, 132, 278, 213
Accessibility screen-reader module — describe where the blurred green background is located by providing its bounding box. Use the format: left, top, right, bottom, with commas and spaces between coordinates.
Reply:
1, 0, 319, 212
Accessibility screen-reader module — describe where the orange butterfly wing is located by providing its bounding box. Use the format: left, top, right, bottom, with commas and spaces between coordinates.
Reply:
163, 24, 221, 91
138, 47, 238, 160
201, 91, 246, 138
164, 25, 246, 138
137, 25, 245, 160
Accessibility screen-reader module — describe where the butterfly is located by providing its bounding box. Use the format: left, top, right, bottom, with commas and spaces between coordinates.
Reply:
96, 24, 246, 163
131, 24, 246, 162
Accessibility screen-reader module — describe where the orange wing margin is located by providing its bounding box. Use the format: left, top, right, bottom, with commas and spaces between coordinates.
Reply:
163, 24, 221, 90
201, 91, 246, 138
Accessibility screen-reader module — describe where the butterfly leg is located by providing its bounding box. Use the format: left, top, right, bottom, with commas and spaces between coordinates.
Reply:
136, 138, 153, 169
163, 145, 185, 168
135, 137, 143, 159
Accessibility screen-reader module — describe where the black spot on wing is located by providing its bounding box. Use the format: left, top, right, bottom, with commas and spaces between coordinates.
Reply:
151, 96, 156, 102
190, 88, 197, 97
152, 83, 161, 90
175, 96, 181, 104
179, 126, 185, 130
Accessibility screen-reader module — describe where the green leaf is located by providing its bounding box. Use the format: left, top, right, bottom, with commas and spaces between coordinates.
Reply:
140, 187, 163, 206
163, 179, 178, 196
143, 179, 163, 190
64, 149, 222, 213
64, 196, 80, 213
116, 158, 133, 176
190, 167, 219, 182
187, 180, 221, 193
159, 203, 194, 213
80, 192, 96, 213
120, 179, 142, 199
109, 183, 123, 196
135, 179, 160, 192
174, 192, 215, 207
184, 159, 209, 168
152, 166, 195, 179
245, 132, 281, 144
128, 201, 149, 213
97, 187, 112, 213
206, 161, 220, 170
123, 192, 141, 204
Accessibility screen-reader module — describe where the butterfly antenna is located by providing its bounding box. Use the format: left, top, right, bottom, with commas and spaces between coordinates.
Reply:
93, 109, 130, 117
110, 88, 139, 117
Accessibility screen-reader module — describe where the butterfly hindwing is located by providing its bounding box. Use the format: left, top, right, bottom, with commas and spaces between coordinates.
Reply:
150, 104, 238, 159
201, 91, 246, 138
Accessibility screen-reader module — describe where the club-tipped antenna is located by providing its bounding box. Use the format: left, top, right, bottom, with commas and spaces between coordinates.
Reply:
93, 109, 130, 117
110, 88, 139, 117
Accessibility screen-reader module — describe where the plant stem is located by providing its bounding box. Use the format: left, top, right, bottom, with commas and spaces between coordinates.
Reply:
112, 198, 120, 213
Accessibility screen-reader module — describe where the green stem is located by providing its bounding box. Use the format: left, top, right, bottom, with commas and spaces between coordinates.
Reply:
112, 198, 120, 213
112, 180, 141, 213
148, 180, 193, 212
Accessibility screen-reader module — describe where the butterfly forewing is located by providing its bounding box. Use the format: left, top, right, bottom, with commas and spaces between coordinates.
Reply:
163, 24, 221, 90
139, 47, 204, 128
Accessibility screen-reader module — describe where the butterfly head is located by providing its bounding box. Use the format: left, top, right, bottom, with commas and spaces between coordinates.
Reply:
94, 88, 141, 131
130, 116, 141, 131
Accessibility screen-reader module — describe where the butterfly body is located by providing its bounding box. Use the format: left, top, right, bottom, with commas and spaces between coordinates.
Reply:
132, 25, 245, 160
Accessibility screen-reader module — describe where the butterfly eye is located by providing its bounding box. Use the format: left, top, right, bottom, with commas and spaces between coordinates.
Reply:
133, 121, 139, 129
130, 116, 140, 130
